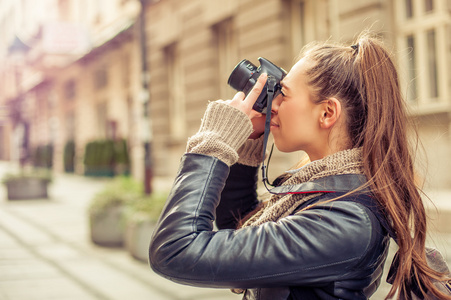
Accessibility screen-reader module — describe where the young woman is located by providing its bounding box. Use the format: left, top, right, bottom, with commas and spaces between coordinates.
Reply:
149, 33, 451, 299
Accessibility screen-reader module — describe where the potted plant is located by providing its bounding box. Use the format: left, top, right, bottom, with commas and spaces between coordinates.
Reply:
123, 191, 167, 262
2, 169, 52, 200
88, 176, 141, 247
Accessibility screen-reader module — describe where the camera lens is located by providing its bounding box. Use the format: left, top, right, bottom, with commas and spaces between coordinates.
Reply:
227, 59, 258, 93
227, 57, 286, 113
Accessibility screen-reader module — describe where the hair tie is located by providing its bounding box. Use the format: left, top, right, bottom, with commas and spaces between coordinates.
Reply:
351, 44, 359, 52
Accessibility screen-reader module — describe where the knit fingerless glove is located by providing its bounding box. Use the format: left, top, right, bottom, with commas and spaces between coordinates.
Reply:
186, 101, 264, 166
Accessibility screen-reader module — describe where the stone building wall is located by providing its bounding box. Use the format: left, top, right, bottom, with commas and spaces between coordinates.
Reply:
146, 0, 399, 180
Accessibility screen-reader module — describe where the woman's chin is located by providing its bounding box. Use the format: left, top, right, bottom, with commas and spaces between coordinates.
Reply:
273, 141, 294, 153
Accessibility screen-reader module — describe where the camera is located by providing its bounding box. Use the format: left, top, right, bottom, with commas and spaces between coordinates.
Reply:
227, 57, 287, 113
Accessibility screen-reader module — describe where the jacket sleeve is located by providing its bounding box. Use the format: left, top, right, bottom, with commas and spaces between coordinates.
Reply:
149, 153, 379, 289
216, 162, 260, 229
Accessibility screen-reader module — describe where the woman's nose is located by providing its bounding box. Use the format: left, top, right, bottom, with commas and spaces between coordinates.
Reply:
271, 94, 283, 114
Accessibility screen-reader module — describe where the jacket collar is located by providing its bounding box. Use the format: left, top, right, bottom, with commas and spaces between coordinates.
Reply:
268, 174, 369, 195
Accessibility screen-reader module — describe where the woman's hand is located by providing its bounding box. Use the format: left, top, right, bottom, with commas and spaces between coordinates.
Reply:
248, 111, 266, 139
223, 73, 268, 139
227, 73, 267, 115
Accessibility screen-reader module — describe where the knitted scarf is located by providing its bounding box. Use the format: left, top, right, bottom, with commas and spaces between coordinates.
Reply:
242, 147, 364, 228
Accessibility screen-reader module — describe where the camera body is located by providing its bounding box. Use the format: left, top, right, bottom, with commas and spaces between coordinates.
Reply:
227, 57, 287, 113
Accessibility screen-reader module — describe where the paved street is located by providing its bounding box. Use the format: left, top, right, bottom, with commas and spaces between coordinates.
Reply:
0, 161, 450, 300
0, 162, 240, 300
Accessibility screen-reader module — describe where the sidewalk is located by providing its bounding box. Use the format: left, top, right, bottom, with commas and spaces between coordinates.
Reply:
0, 162, 240, 300
0, 161, 450, 300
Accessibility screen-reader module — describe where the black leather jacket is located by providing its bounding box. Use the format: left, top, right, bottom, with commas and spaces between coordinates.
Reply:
149, 153, 390, 299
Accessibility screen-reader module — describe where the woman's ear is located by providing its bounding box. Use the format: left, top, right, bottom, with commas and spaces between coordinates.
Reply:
319, 98, 342, 129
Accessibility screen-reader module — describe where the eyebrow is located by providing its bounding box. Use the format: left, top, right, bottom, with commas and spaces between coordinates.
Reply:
280, 81, 290, 91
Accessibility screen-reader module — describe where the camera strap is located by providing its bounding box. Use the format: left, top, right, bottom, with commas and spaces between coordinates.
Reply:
261, 77, 277, 192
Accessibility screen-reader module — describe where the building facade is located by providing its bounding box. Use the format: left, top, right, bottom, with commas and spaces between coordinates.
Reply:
0, 0, 450, 190
146, 0, 451, 190
0, 0, 147, 180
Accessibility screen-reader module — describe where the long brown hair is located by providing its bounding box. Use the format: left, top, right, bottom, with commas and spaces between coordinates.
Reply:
301, 33, 451, 299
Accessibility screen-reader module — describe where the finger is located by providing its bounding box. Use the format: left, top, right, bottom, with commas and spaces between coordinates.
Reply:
244, 73, 268, 107
216, 99, 233, 106
232, 91, 245, 102
249, 110, 263, 119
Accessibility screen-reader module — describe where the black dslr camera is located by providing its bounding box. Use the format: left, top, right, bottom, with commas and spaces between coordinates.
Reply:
227, 57, 287, 113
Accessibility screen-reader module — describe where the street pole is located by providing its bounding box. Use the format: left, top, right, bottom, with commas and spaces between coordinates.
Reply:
139, 0, 152, 194
8, 36, 30, 169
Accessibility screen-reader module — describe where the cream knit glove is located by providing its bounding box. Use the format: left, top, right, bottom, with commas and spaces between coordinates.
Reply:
236, 135, 265, 167
186, 101, 253, 166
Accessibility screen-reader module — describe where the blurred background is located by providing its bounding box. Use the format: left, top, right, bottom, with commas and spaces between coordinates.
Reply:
1, 0, 451, 189
0, 0, 450, 299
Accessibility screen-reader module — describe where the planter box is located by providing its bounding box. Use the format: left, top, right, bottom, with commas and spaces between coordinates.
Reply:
125, 218, 155, 262
84, 167, 115, 177
89, 206, 124, 247
5, 178, 49, 200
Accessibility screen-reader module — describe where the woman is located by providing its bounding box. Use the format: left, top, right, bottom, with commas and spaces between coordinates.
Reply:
149, 33, 451, 299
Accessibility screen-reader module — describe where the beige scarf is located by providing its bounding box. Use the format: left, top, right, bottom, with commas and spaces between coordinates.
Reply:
243, 147, 365, 227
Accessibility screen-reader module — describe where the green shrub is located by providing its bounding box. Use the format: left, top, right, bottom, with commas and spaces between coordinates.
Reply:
63, 141, 75, 173
113, 139, 130, 165
83, 139, 130, 177
88, 176, 142, 218
124, 191, 168, 224
2, 168, 52, 184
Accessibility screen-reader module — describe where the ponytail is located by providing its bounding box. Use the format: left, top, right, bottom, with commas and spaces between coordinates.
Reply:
302, 33, 451, 299
356, 36, 451, 300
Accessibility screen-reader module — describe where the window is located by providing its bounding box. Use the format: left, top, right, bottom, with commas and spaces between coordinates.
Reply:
425, 0, 434, 12
94, 66, 108, 90
426, 29, 438, 99
58, 0, 71, 21
395, 0, 449, 112
286, 0, 320, 60
122, 54, 131, 88
213, 18, 237, 99
93, 0, 105, 24
0, 105, 8, 125
64, 79, 76, 100
96, 102, 107, 138
48, 89, 57, 109
165, 43, 186, 140
406, 35, 418, 102
65, 112, 75, 140
289, 0, 307, 58
406, 0, 414, 18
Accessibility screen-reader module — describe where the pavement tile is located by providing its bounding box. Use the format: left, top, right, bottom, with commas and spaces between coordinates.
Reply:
0, 247, 31, 261
0, 277, 98, 300
0, 260, 58, 281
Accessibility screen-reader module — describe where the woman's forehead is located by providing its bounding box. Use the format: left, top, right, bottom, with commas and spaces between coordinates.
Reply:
283, 58, 310, 86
